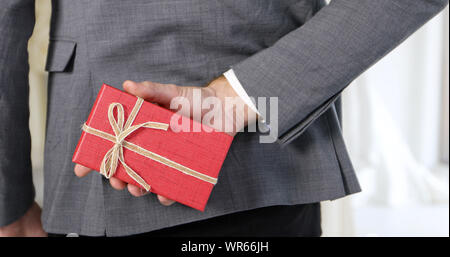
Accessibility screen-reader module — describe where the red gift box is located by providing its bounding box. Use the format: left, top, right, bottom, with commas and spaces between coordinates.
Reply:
72, 84, 233, 211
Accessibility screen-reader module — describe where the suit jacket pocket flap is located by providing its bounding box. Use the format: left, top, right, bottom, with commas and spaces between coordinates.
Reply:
45, 39, 77, 72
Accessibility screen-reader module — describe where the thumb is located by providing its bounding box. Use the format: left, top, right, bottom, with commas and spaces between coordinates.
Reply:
123, 80, 180, 107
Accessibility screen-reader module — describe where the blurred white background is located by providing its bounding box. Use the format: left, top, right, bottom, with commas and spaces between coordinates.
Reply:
27, 1, 449, 236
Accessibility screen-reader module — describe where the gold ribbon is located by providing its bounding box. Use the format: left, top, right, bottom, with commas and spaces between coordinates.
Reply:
82, 97, 218, 191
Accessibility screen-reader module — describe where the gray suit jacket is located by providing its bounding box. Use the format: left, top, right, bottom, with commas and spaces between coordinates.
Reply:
0, 0, 447, 236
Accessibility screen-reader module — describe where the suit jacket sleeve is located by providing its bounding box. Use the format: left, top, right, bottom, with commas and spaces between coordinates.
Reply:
231, 0, 449, 145
0, 0, 36, 226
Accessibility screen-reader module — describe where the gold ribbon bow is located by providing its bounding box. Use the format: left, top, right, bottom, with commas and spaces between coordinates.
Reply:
82, 97, 218, 191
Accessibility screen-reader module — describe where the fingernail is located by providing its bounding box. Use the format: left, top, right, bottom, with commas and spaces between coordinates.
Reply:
124, 80, 135, 88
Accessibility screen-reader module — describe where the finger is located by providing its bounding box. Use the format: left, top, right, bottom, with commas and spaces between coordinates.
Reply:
157, 195, 175, 206
123, 80, 179, 107
109, 177, 126, 190
127, 184, 147, 197
74, 164, 92, 178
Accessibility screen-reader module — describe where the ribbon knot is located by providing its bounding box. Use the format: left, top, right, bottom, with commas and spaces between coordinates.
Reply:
86, 98, 169, 191
82, 97, 218, 192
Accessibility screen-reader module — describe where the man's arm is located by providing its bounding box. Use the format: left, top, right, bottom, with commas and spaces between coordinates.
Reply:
231, 0, 449, 144
0, 0, 36, 227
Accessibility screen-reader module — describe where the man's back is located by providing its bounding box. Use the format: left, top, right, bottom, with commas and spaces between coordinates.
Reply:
42, 0, 358, 236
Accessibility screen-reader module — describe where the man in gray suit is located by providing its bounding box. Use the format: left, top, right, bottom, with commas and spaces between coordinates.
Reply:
0, 0, 448, 237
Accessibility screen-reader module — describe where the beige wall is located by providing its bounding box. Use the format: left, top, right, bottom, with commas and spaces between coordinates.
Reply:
28, 0, 51, 206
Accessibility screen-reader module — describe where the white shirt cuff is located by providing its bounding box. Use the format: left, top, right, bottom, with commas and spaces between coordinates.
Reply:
223, 69, 261, 116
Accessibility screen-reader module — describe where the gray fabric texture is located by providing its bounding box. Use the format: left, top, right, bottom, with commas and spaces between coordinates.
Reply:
0, 0, 447, 235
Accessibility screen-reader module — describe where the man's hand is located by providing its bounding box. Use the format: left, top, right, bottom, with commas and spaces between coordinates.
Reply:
0, 202, 47, 237
74, 76, 256, 206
